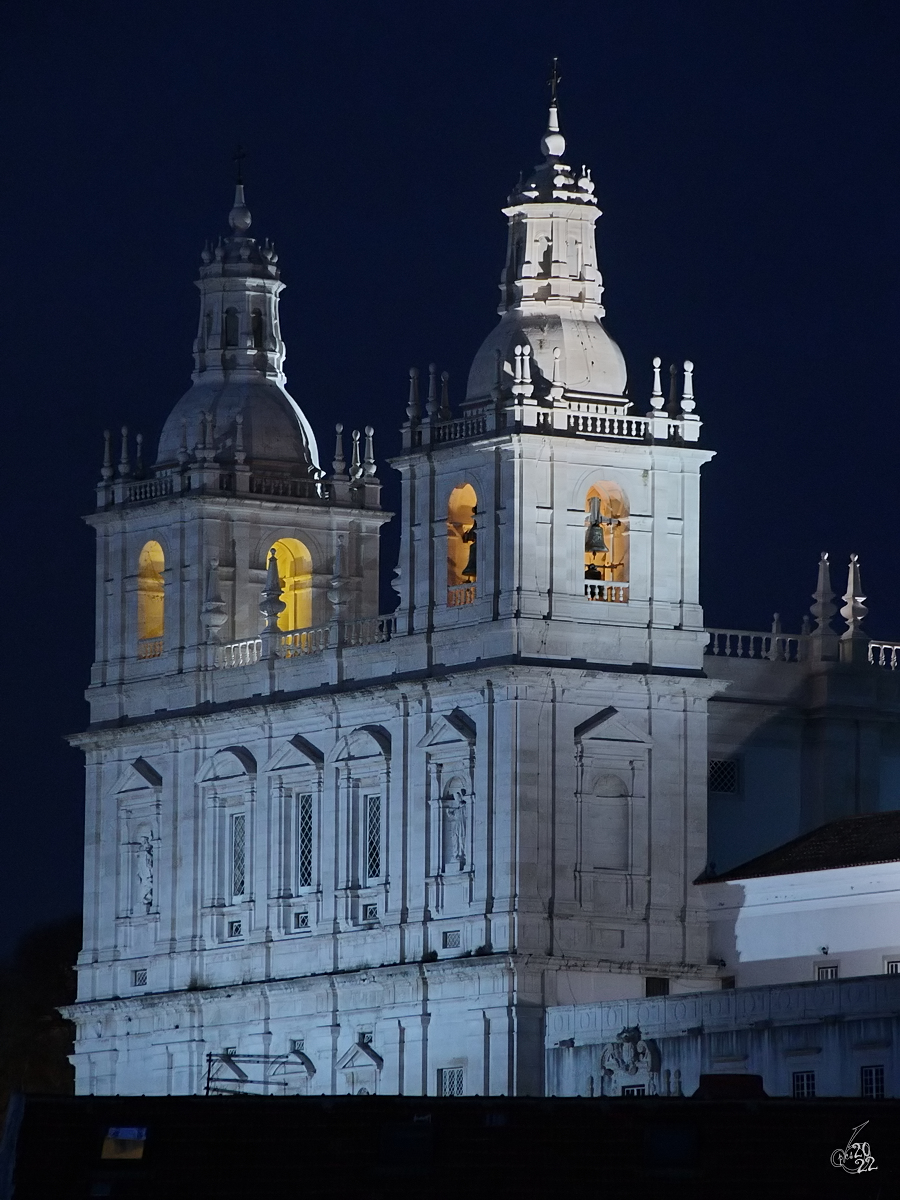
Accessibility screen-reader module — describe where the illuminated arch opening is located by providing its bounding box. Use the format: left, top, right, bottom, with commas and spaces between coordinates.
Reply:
447, 483, 478, 607
269, 538, 313, 631
584, 483, 629, 603
137, 540, 165, 657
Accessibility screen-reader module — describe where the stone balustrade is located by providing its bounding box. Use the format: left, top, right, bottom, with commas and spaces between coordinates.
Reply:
706, 628, 804, 662
217, 615, 397, 668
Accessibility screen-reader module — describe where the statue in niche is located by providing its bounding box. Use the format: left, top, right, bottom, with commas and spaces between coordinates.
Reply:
136, 833, 154, 913
599, 1026, 660, 1096
443, 788, 468, 870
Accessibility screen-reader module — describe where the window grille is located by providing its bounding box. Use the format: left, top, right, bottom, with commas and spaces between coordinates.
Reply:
362, 903, 378, 923
132, 968, 148, 987
708, 760, 739, 794
817, 964, 839, 981
294, 910, 310, 930
359, 1031, 374, 1046
886, 960, 900, 974
365, 795, 381, 881
438, 1067, 464, 1097
228, 919, 242, 938
861, 1065, 885, 1099
290, 1038, 305, 1054
645, 976, 669, 997
231, 813, 246, 897
621, 1085, 646, 1096
792, 1071, 816, 1099
442, 930, 461, 949
297, 793, 313, 888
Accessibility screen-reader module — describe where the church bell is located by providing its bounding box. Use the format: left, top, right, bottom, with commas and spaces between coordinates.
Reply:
461, 521, 478, 581
584, 522, 609, 556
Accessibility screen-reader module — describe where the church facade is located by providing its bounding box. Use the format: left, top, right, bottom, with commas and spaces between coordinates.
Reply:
66, 97, 900, 1099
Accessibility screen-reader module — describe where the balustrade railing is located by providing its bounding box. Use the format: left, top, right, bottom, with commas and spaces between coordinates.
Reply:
584, 582, 629, 603
136, 637, 164, 660
568, 413, 649, 440
125, 478, 173, 503
218, 638, 262, 668
217, 614, 397, 668
433, 415, 488, 444
447, 584, 476, 607
869, 642, 900, 669
705, 629, 803, 662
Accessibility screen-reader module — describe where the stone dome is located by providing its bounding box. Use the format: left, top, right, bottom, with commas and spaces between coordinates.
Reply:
155, 377, 319, 472
466, 311, 628, 404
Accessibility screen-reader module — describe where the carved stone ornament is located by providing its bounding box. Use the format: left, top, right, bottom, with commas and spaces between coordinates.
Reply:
598, 1025, 661, 1096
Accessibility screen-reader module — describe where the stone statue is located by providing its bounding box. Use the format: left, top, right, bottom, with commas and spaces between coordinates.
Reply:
599, 1026, 660, 1096
136, 834, 154, 912
443, 789, 468, 868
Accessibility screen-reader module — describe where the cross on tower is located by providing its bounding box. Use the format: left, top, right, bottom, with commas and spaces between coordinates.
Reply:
233, 144, 246, 185
548, 57, 561, 103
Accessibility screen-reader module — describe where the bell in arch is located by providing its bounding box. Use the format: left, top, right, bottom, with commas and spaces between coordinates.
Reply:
585, 495, 609, 556
461, 520, 478, 581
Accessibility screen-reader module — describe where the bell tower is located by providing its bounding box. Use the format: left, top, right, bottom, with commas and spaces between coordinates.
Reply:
393, 97, 710, 677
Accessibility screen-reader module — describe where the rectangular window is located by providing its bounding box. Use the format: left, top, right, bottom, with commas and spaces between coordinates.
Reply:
708, 760, 739, 795
297, 793, 313, 889
231, 812, 246, 898
359, 1031, 374, 1046
861, 1065, 884, 1099
293, 909, 310, 931
886, 960, 900, 974
227, 919, 242, 938
792, 1071, 816, 1099
438, 1067, 465, 1097
362, 902, 378, 923
365, 794, 382, 882
289, 1038, 305, 1055
817, 964, 839, 981
442, 930, 461, 949
132, 968, 148, 987
621, 1085, 646, 1096
645, 976, 669, 997
721, 976, 736, 990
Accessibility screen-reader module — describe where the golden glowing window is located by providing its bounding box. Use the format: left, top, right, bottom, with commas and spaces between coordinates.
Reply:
137, 540, 165, 657
269, 538, 313, 631
447, 483, 477, 607
584, 484, 629, 603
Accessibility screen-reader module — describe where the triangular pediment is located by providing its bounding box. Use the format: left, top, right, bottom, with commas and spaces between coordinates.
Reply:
196, 746, 257, 783
265, 735, 325, 774
575, 707, 649, 745
114, 758, 162, 793
336, 1042, 384, 1072
417, 708, 476, 751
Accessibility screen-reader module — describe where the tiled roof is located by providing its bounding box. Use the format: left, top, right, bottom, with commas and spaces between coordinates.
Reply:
699, 811, 900, 882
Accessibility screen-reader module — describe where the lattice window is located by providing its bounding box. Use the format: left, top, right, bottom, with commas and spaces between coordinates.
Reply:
362, 903, 378, 923
297, 793, 313, 888
708, 760, 739, 794
861, 1065, 885, 1099
817, 964, 839, 981
438, 1067, 464, 1097
792, 1071, 816, 1099
365, 795, 382, 882
228, 919, 242, 938
231, 813, 246, 897
442, 930, 461, 949
290, 1038, 305, 1054
132, 968, 148, 987
293, 910, 310, 931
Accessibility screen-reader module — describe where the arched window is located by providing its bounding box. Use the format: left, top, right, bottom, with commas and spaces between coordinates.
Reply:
224, 307, 239, 348
584, 483, 629, 603
447, 483, 477, 607
137, 540, 165, 658
269, 538, 313, 632
251, 308, 265, 349
583, 773, 630, 872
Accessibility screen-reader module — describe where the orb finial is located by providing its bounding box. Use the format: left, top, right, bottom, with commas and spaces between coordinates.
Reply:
541, 59, 566, 158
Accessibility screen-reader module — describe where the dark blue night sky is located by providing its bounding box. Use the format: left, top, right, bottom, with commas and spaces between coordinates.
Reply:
3, 0, 899, 956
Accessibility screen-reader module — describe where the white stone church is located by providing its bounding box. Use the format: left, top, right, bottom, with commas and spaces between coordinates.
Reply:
65, 95, 900, 1099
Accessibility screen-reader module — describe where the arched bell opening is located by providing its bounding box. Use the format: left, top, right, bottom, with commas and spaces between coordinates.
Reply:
269, 538, 313, 632
447, 483, 478, 607
137, 540, 165, 658
584, 483, 629, 602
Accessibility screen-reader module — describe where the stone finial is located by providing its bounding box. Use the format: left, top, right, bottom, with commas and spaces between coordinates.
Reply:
426, 363, 439, 419
234, 412, 246, 466
200, 558, 228, 646
332, 423, 346, 476
101, 430, 114, 481
439, 371, 451, 421
363, 426, 376, 477
259, 549, 286, 634
681, 361, 695, 414
406, 367, 420, 423
840, 554, 869, 637
118, 426, 131, 478
649, 357, 664, 412
810, 552, 837, 633
350, 429, 363, 480
550, 346, 565, 402
177, 419, 190, 466
666, 363, 680, 417
541, 61, 565, 159
135, 433, 144, 476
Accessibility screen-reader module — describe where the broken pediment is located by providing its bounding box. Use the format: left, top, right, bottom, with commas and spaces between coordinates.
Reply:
336, 1042, 384, 1072
265, 734, 325, 774
574, 707, 649, 745
417, 708, 476, 751
113, 758, 163, 794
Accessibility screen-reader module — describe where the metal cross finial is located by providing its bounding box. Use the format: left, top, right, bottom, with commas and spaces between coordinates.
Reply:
548, 57, 562, 103
233, 144, 246, 185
